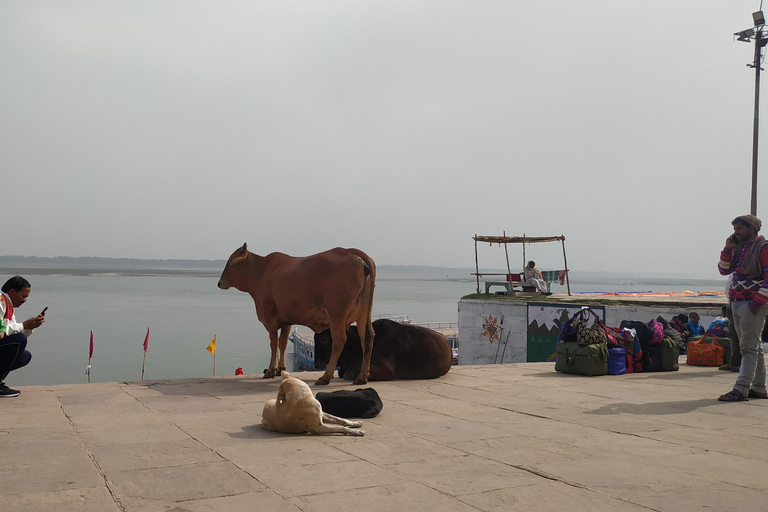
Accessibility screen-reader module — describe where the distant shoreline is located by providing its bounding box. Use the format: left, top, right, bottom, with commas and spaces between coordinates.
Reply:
0, 255, 724, 282
0, 266, 223, 277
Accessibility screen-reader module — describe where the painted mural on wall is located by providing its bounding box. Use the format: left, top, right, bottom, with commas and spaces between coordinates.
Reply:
526, 303, 606, 362
481, 314, 502, 344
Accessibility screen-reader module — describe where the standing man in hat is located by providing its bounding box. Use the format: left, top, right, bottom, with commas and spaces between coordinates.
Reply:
718, 214, 768, 401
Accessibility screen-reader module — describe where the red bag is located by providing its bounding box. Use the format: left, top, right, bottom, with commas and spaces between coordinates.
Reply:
632, 351, 643, 373
686, 336, 724, 367
605, 326, 636, 352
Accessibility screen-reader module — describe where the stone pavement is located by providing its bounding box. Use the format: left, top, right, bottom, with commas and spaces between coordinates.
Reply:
1, 361, 767, 512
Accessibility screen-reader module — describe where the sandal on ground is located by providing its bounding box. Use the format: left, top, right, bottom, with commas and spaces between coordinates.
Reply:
718, 364, 732, 371
748, 389, 768, 399
718, 390, 749, 402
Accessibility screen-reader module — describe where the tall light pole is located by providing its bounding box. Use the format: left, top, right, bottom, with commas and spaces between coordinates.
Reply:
736, 11, 768, 215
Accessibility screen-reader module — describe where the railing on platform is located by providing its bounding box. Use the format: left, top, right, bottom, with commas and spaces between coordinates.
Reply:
414, 321, 457, 332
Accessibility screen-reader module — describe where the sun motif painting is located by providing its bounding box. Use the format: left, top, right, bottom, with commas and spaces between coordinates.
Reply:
481, 314, 502, 344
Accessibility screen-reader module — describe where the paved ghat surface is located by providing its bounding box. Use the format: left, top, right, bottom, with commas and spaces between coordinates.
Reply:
1, 362, 767, 512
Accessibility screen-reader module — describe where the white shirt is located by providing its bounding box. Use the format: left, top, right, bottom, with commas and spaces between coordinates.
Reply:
0, 292, 32, 337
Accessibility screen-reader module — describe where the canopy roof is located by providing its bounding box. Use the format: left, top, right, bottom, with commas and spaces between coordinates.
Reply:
473, 235, 565, 244
472, 233, 571, 295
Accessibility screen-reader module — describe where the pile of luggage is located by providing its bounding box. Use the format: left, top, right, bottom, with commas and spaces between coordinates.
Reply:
555, 308, 733, 376
555, 307, 682, 376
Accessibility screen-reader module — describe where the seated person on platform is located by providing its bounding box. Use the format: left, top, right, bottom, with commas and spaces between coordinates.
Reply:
524, 261, 552, 295
684, 312, 706, 338
670, 313, 689, 343
0, 276, 45, 398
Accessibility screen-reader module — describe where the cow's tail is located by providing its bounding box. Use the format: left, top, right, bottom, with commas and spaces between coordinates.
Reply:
356, 251, 376, 357
358, 252, 376, 322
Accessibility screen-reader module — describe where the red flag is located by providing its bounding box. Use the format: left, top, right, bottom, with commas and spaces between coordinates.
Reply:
89, 330, 94, 359
235, 367, 244, 376
143, 327, 150, 353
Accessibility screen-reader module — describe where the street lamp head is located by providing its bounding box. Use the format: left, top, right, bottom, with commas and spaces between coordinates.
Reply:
736, 28, 756, 42
754, 11, 766, 26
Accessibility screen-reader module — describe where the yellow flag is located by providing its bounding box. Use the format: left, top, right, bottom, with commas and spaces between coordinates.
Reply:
206, 335, 217, 355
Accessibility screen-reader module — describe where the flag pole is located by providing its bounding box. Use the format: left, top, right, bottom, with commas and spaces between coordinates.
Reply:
141, 327, 150, 381
206, 335, 217, 377
88, 330, 93, 383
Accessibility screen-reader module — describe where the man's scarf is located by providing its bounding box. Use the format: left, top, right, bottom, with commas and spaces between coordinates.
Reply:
737, 235, 768, 279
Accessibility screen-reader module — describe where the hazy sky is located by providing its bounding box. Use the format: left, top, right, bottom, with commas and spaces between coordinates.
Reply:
2, 1, 766, 276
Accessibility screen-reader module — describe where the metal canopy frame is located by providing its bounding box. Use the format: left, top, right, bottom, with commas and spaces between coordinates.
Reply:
472, 232, 571, 295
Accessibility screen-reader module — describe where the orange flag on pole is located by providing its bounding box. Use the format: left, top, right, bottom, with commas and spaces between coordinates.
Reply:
206, 335, 217, 355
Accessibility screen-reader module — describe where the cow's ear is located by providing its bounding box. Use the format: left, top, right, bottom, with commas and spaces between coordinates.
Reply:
239, 243, 247, 254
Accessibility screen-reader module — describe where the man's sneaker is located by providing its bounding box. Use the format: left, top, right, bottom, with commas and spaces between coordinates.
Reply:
0, 383, 20, 397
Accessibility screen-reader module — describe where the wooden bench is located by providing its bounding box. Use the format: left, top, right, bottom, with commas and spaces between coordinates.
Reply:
474, 272, 559, 296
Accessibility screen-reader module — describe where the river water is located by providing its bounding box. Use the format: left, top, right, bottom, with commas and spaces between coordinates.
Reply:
2, 265, 726, 386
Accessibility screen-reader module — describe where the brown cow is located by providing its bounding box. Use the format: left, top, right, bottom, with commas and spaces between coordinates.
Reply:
217, 244, 376, 385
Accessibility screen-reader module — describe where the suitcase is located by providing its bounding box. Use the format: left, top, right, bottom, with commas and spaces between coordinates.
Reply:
555, 342, 608, 376
642, 344, 662, 372
607, 346, 627, 375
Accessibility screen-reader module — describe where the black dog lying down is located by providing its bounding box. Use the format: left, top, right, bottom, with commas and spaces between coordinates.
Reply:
314, 318, 452, 381
315, 388, 383, 418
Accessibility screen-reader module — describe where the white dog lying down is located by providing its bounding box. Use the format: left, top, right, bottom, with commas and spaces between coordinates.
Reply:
261, 372, 365, 436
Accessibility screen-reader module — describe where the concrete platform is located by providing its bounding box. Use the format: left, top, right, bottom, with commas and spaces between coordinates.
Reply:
1, 361, 766, 512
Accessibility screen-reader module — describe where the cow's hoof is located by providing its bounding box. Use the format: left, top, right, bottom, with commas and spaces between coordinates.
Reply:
277, 366, 286, 375
353, 377, 369, 385
314, 376, 331, 385
263, 368, 278, 379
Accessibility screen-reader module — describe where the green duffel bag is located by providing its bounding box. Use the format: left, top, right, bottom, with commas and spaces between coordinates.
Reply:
660, 336, 680, 371
555, 342, 608, 376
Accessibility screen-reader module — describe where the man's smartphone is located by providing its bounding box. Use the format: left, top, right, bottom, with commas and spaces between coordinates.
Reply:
40, 307, 48, 316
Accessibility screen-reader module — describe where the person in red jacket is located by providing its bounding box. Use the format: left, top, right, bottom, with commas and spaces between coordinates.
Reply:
718, 215, 768, 401
0, 276, 45, 397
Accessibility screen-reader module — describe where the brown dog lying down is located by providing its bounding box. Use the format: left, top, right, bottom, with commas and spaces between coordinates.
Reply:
261, 372, 365, 436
